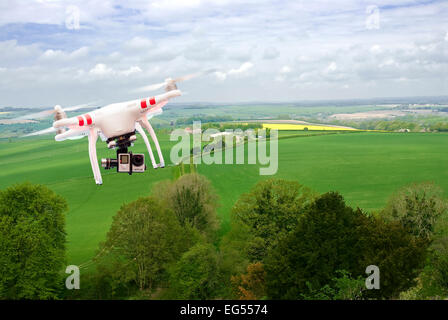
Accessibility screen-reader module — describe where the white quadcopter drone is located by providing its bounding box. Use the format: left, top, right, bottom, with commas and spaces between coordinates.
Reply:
23, 73, 207, 185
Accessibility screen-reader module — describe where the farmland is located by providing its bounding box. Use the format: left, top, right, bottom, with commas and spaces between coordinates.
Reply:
262, 123, 358, 131
1, 131, 448, 267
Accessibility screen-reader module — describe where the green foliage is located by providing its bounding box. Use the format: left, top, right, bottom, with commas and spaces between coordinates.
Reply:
402, 214, 448, 299
0, 182, 67, 299
430, 122, 448, 132
264, 192, 368, 299
380, 182, 448, 240
335, 119, 423, 132
301, 270, 365, 300
167, 243, 221, 299
153, 174, 220, 240
218, 221, 254, 295
201, 122, 263, 132
2, 131, 448, 265
360, 218, 428, 299
231, 178, 316, 261
97, 196, 200, 294
408, 241, 448, 299
175, 115, 234, 126
264, 191, 429, 300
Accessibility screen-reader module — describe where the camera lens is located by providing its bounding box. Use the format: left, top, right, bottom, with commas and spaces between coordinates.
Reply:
132, 154, 144, 167
101, 158, 110, 169
101, 158, 117, 170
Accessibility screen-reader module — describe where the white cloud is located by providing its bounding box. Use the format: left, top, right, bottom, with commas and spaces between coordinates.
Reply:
228, 62, 254, 75
215, 71, 227, 80
280, 66, 291, 74
324, 62, 337, 73
124, 37, 153, 50
263, 47, 280, 60
121, 66, 142, 76
150, 0, 202, 10
370, 45, 382, 54
89, 63, 114, 76
214, 62, 254, 80
0, 0, 447, 105
40, 47, 89, 61
89, 64, 142, 77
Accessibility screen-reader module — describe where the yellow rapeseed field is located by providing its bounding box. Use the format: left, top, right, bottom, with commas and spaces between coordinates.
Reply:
262, 123, 358, 131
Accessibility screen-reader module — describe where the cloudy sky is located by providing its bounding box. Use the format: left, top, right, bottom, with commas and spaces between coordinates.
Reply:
0, 0, 447, 107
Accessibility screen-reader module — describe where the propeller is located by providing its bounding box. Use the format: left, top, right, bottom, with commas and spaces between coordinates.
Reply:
15, 102, 99, 121
137, 68, 217, 93
22, 127, 56, 137
19, 102, 99, 138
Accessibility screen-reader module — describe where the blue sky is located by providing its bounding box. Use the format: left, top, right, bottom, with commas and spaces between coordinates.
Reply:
0, 0, 447, 107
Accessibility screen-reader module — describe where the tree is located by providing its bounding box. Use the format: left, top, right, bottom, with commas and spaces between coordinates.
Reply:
168, 243, 221, 299
379, 182, 448, 299
264, 192, 367, 299
301, 270, 365, 300
231, 178, 315, 261
264, 191, 429, 299
98, 196, 200, 293
360, 218, 428, 299
380, 182, 448, 240
401, 216, 448, 299
153, 174, 220, 239
231, 262, 266, 300
0, 182, 68, 299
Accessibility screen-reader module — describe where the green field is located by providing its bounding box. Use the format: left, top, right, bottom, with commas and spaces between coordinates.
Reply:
1, 132, 448, 267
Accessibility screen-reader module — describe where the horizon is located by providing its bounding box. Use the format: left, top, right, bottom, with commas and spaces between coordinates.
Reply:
2, 94, 448, 110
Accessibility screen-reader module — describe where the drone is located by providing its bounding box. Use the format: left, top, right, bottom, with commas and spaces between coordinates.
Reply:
22, 73, 208, 185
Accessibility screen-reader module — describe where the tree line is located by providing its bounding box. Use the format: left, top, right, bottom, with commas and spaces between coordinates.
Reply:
1, 176, 447, 299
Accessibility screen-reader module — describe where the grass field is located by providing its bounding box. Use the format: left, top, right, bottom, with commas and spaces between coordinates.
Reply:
1, 131, 448, 267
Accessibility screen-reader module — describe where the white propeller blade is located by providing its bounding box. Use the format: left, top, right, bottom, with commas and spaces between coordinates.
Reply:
22, 127, 56, 137
141, 82, 167, 92
15, 109, 54, 120
15, 102, 99, 120
63, 102, 99, 112
136, 68, 218, 93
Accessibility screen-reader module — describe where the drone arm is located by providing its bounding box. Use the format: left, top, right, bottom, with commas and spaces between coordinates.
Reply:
135, 122, 158, 169
140, 117, 165, 168
140, 90, 181, 111
88, 128, 102, 185
55, 128, 87, 141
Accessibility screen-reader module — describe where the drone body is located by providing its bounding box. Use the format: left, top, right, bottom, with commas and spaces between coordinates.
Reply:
51, 89, 180, 185
53, 89, 180, 142
24, 89, 182, 185
22, 72, 215, 185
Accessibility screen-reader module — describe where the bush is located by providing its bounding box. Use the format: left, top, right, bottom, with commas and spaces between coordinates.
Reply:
264, 192, 368, 299
0, 183, 68, 299
380, 182, 448, 240
153, 174, 220, 240
231, 178, 316, 261
96, 196, 200, 294
264, 192, 429, 299
231, 262, 266, 300
167, 243, 221, 299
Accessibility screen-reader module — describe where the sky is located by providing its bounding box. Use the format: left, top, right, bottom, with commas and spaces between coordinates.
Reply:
0, 0, 447, 107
